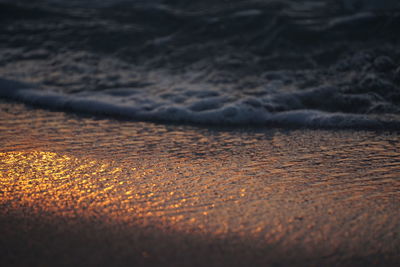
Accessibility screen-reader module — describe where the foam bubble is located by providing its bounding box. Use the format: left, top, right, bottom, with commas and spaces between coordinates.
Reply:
1, 78, 399, 130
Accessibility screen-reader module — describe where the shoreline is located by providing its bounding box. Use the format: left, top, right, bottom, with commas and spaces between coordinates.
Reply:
1, 97, 400, 132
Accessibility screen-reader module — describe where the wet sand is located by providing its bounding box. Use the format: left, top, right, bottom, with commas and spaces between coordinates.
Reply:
0, 101, 399, 267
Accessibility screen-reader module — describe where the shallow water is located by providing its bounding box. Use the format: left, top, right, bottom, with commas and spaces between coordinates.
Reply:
1, 0, 400, 129
1, 101, 399, 266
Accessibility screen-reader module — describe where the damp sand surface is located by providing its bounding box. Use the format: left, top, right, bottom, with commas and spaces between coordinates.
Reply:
0, 101, 399, 267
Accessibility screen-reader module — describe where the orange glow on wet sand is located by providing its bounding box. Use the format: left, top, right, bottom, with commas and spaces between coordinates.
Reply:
1, 102, 400, 266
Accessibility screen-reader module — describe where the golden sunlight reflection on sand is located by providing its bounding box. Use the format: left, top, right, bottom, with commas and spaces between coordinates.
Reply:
1, 150, 256, 233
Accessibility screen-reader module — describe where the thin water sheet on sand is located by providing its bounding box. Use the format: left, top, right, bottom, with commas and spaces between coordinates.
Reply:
0, 101, 399, 266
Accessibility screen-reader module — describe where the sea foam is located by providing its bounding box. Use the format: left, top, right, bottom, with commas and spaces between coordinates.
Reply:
0, 0, 399, 130
1, 78, 398, 129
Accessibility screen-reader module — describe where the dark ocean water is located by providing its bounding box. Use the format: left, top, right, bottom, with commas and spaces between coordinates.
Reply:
1, 0, 400, 129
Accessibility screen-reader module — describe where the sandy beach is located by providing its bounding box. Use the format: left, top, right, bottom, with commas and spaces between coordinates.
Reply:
0, 100, 399, 266
1, 1, 400, 266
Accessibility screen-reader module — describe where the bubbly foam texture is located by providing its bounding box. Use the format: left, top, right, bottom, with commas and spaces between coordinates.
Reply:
1, 77, 399, 129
